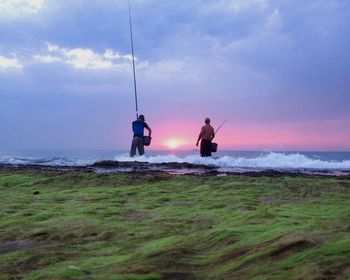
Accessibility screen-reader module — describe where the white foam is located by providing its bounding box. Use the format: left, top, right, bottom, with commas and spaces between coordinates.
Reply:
1, 152, 350, 171
0, 155, 95, 166
114, 152, 350, 170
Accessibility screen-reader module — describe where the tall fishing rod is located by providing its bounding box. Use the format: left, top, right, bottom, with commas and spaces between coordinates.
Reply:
128, 0, 139, 119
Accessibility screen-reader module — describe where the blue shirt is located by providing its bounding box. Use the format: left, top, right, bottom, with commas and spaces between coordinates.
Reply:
132, 120, 149, 137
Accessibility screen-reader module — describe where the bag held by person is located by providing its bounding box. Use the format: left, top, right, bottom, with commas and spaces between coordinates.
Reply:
143, 136, 152, 146
211, 142, 218, 152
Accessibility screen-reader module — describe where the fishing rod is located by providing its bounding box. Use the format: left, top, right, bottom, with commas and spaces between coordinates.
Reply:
209, 119, 228, 153
215, 119, 228, 135
128, 0, 139, 119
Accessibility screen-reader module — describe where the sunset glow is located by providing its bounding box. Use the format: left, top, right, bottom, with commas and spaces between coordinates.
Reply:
165, 139, 183, 149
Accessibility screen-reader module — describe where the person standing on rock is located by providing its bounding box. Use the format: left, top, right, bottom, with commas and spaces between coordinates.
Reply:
196, 117, 215, 157
130, 115, 152, 157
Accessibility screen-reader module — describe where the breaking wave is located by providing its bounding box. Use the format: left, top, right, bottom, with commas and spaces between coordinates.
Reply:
0, 156, 94, 166
114, 152, 350, 170
1, 152, 350, 171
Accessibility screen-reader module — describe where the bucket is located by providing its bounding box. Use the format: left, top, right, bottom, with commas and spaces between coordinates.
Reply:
143, 136, 152, 146
211, 142, 218, 152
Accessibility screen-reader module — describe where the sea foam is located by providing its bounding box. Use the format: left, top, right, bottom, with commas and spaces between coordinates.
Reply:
1, 152, 350, 171
114, 152, 350, 170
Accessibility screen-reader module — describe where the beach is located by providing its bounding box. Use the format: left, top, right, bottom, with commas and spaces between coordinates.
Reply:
1, 164, 349, 279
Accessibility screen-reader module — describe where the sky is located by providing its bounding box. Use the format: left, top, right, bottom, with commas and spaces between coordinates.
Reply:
1, 0, 350, 151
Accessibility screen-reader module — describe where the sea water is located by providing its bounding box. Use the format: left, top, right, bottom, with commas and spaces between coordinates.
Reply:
1, 149, 350, 174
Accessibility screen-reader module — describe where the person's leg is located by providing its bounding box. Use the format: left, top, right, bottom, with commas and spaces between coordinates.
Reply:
137, 137, 145, 156
206, 140, 212, 157
202, 139, 211, 157
200, 140, 205, 157
130, 137, 137, 157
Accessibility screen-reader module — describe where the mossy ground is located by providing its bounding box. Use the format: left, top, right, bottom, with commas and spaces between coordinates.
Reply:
0, 169, 349, 280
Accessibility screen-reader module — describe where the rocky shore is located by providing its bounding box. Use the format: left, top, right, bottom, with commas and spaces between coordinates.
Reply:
1, 160, 348, 177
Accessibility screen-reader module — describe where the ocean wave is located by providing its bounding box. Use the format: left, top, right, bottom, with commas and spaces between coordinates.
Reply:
1, 152, 350, 171
114, 152, 350, 170
0, 156, 94, 166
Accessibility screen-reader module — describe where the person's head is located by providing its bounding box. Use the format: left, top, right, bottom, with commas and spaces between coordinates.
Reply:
205, 117, 210, 124
138, 115, 145, 121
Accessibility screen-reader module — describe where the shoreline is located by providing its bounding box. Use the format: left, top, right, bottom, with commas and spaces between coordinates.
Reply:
1, 160, 349, 178
2, 151, 350, 176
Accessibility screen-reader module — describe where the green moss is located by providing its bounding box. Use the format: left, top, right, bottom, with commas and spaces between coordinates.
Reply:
0, 170, 349, 279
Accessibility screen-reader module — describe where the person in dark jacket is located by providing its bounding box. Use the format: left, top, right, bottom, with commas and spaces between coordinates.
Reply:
196, 117, 215, 157
130, 115, 152, 157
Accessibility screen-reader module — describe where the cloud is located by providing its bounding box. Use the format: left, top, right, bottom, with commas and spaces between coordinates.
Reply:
141, 58, 198, 82
0, 55, 22, 71
32, 43, 133, 70
30, 43, 195, 79
0, 0, 45, 17
32, 54, 60, 63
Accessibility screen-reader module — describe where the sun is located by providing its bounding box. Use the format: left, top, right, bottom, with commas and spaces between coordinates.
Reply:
165, 139, 182, 149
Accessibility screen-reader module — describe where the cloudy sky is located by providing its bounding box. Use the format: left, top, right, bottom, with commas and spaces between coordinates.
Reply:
1, 0, 350, 151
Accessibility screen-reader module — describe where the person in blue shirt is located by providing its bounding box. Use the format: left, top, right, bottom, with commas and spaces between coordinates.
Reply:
130, 114, 152, 157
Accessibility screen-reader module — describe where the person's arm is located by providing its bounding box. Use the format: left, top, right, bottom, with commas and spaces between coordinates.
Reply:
144, 122, 152, 137
211, 132, 215, 141
196, 127, 204, 146
146, 127, 152, 137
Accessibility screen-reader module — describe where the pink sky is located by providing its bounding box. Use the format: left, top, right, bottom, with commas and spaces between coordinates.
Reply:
149, 119, 350, 151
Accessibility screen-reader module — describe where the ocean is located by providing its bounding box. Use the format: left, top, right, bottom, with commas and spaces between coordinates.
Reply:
1, 150, 350, 175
